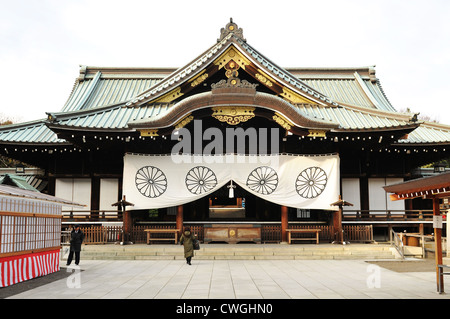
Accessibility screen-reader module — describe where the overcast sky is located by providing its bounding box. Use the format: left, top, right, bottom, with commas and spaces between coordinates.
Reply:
1, 0, 449, 125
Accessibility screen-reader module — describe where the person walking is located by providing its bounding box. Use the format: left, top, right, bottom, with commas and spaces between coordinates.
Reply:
66, 224, 84, 266
180, 226, 195, 265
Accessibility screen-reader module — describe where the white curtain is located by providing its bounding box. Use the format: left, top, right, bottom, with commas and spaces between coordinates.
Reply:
122, 153, 340, 211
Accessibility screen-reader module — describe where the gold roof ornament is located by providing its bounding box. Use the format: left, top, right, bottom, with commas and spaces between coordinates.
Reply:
218, 18, 246, 42
212, 106, 255, 125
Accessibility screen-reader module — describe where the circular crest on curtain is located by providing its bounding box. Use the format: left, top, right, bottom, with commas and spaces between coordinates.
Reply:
135, 166, 168, 198
185, 166, 218, 195
246, 166, 279, 195
295, 167, 328, 199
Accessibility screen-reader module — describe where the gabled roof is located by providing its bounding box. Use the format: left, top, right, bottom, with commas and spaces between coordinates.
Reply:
125, 20, 339, 109
0, 19, 449, 147
0, 174, 38, 191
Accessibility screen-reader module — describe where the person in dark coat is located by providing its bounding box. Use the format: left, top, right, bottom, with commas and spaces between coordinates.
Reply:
179, 226, 195, 265
66, 224, 84, 266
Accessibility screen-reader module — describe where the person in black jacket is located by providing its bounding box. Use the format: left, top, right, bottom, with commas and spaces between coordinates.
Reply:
66, 224, 85, 266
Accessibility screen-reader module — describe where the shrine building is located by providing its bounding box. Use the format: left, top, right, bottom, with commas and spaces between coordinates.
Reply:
1, 20, 449, 243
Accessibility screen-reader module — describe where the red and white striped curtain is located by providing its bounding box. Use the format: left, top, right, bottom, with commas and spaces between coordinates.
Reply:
0, 249, 60, 288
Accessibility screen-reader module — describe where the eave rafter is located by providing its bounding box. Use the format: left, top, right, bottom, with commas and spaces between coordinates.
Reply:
384, 172, 450, 201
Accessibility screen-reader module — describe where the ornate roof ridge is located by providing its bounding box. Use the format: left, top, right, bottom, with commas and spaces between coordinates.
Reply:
125, 20, 340, 108
218, 18, 246, 42
337, 101, 417, 123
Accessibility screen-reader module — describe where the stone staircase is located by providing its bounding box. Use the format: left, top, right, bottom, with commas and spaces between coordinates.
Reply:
62, 243, 398, 261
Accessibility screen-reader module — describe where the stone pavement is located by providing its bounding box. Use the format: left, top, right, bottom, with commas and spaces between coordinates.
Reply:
5, 258, 450, 300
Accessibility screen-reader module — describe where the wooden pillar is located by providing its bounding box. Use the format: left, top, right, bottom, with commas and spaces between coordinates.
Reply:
123, 210, 132, 241
360, 176, 369, 216
90, 176, 100, 219
433, 197, 443, 292
333, 208, 343, 243
281, 206, 288, 242
176, 205, 184, 236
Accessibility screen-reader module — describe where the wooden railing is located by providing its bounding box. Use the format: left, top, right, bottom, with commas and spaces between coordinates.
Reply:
62, 210, 122, 221
344, 225, 373, 242
62, 209, 446, 223
63, 223, 373, 244
343, 209, 441, 221
62, 225, 123, 245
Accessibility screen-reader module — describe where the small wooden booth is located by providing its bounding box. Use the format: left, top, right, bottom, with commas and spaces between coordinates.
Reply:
384, 172, 449, 293
0, 184, 82, 287
204, 223, 262, 244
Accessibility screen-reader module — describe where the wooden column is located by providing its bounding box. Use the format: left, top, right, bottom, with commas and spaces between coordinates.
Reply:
90, 176, 100, 219
176, 205, 184, 237
333, 209, 343, 243
281, 206, 288, 242
433, 197, 443, 292
123, 210, 132, 242
360, 176, 369, 216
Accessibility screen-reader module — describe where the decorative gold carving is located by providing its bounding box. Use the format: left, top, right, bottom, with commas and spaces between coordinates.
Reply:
214, 46, 251, 70
189, 70, 208, 87
153, 87, 183, 103
211, 78, 258, 90
255, 70, 275, 87
308, 130, 326, 137
175, 114, 194, 129
139, 129, 159, 137
272, 113, 292, 130
281, 87, 314, 104
211, 106, 255, 125
224, 60, 239, 78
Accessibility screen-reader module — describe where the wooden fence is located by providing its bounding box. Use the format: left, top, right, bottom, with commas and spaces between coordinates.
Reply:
64, 224, 373, 244
343, 225, 373, 242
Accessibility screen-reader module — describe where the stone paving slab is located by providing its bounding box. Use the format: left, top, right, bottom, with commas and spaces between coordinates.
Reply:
3, 259, 449, 301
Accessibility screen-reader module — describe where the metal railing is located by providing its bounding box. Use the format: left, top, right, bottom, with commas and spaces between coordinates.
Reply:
438, 265, 450, 294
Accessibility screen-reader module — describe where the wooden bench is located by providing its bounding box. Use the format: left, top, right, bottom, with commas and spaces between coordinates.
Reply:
144, 229, 180, 244
286, 229, 321, 244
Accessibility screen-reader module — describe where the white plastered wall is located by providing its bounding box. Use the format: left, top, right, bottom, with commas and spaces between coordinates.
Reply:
55, 178, 91, 216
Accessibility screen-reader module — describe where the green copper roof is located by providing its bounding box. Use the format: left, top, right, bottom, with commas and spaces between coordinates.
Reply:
0, 174, 38, 191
